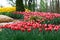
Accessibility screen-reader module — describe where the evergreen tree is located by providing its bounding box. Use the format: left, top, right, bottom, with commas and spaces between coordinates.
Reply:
16, 0, 25, 11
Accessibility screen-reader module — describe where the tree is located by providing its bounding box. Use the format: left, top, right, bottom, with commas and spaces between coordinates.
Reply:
28, 0, 32, 10
56, 0, 59, 13
50, 0, 59, 13
32, 0, 35, 11
25, 0, 28, 8
40, 0, 47, 12
16, 0, 25, 11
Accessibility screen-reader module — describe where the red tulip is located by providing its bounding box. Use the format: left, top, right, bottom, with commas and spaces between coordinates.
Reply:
48, 27, 52, 31
39, 28, 42, 32
27, 28, 31, 32
7, 25, 12, 28
21, 28, 25, 32
0, 26, 3, 28
11, 26, 16, 30
39, 24, 42, 28
4, 24, 10, 28
33, 24, 37, 29
24, 25, 28, 29
44, 24, 47, 28
27, 22, 32, 26
45, 28, 48, 31
54, 26, 59, 31
54, 27, 58, 31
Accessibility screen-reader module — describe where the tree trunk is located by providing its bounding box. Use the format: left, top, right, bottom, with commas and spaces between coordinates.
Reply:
28, 0, 32, 10
56, 0, 59, 13
32, 0, 35, 11
16, 0, 25, 11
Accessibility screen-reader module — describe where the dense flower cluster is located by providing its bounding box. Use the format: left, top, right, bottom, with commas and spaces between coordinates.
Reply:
13, 12, 60, 21
0, 12, 60, 32
0, 7, 16, 12
0, 21, 60, 32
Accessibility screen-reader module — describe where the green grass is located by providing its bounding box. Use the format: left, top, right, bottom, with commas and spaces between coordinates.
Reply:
0, 29, 60, 40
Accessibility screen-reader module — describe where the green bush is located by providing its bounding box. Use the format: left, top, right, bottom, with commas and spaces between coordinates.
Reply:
42, 18, 60, 25
0, 12, 24, 19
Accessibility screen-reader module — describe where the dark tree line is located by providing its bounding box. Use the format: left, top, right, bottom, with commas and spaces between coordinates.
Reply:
9, 0, 60, 13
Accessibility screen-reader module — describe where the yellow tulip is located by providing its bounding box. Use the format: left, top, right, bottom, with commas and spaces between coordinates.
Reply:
0, 7, 16, 12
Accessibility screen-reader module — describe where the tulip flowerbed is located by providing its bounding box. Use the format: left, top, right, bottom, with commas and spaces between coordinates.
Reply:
0, 7, 16, 12
13, 12, 60, 20
0, 12, 60, 40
